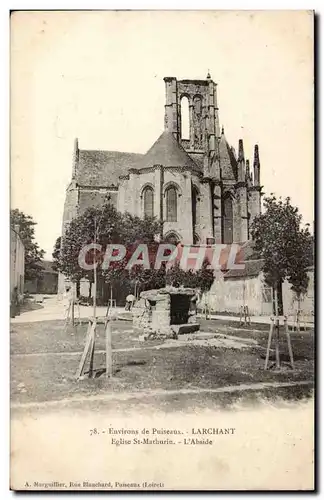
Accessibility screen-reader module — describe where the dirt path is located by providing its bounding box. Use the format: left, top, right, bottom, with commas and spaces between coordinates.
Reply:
11, 380, 313, 410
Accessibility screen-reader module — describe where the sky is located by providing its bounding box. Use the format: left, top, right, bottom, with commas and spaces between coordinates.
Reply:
10, 10, 314, 259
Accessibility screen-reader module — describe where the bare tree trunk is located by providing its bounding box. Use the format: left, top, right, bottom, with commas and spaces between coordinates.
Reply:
71, 298, 75, 326
274, 286, 280, 369
272, 285, 276, 316
297, 295, 301, 333
277, 280, 284, 315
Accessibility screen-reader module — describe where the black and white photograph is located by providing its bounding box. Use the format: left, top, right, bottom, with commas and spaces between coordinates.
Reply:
10, 9, 314, 491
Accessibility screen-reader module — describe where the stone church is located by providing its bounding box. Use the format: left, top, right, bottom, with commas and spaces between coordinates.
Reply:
62, 74, 262, 248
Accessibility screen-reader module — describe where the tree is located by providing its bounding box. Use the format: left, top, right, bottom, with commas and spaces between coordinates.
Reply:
287, 226, 314, 324
57, 201, 217, 303
52, 236, 61, 272
195, 258, 215, 294
57, 203, 121, 298
166, 262, 195, 288
10, 209, 45, 281
101, 214, 163, 298
165, 258, 214, 293
250, 195, 313, 315
57, 203, 163, 299
129, 263, 167, 297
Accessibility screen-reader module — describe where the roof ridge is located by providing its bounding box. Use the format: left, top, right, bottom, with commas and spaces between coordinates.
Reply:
79, 149, 143, 155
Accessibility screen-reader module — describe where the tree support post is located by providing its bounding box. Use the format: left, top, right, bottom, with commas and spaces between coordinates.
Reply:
240, 305, 251, 326
75, 319, 94, 379
105, 321, 113, 378
264, 315, 295, 371
264, 318, 274, 370
274, 288, 280, 369
284, 316, 295, 369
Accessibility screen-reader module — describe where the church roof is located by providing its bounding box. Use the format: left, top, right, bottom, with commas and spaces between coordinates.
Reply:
75, 132, 201, 187
136, 131, 201, 171
76, 150, 143, 187
218, 133, 238, 180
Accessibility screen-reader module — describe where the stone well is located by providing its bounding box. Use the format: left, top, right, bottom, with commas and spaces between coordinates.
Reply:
133, 286, 200, 339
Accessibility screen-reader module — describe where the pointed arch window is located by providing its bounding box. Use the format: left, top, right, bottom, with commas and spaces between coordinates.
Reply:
223, 194, 234, 244
143, 186, 154, 217
166, 186, 177, 222
192, 185, 199, 229
165, 232, 180, 246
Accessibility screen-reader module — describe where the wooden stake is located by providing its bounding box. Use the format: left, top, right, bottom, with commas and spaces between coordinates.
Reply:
240, 305, 250, 326
71, 298, 75, 326
246, 306, 251, 326
284, 317, 295, 370
296, 309, 301, 333
64, 300, 71, 331
105, 301, 110, 323
75, 210, 108, 381
264, 319, 274, 370
274, 288, 280, 369
92, 216, 98, 321
265, 315, 295, 371
76, 300, 81, 325
105, 321, 113, 378
88, 319, 96, 378
275, 319, 280, 369
75, 320, 92, 379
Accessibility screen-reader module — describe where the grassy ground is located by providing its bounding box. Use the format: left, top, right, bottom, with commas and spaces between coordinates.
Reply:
10, 318, 314, 409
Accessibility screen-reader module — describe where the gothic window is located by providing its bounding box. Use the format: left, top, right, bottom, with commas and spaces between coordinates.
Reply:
165, 232, 180, 245
143, 186, 154, 217
192, 186, 199, 229
181, 96, 190, 140
223, 194, 233, 244
166, 186, 177, 222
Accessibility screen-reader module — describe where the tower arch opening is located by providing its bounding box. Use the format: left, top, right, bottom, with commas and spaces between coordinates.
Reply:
180, 96, 190, 140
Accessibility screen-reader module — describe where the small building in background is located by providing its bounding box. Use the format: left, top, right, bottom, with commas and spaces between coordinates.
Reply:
10, 225, 25, 299
25, 260, 58, 295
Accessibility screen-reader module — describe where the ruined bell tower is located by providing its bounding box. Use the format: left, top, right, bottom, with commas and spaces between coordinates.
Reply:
163, 74, 261, 245
163, 74, 221, 179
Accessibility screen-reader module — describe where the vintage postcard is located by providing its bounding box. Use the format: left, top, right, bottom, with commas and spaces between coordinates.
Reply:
10, 10, 315, 491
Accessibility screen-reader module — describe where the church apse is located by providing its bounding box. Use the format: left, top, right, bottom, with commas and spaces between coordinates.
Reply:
62, 73, 262, 274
